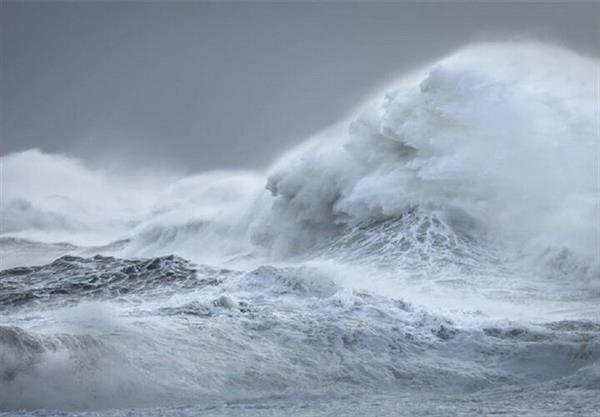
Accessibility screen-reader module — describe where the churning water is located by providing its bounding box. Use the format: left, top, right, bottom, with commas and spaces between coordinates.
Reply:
1, 42, 599, 416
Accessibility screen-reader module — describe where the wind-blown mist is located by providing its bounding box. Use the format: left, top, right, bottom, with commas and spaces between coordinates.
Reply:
1, 42, 599, 416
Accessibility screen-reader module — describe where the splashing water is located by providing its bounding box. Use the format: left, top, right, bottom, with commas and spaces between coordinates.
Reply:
1, 42, 599, 416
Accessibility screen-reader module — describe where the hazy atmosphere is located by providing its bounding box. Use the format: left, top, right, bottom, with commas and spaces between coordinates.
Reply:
1, 2, 599, 417
2, 2, 599, 172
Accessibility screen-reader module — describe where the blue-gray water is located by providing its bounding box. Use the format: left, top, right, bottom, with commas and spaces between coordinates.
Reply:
1, 43, 599, 416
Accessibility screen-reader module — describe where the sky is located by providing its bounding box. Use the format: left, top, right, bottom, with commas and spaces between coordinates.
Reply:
1, 1, 599, 173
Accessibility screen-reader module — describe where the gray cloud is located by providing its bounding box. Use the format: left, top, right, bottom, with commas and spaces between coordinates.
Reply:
1, 1, 598, 173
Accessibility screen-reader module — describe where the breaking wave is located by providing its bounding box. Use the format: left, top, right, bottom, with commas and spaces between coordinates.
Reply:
1, 42, 599, 413
2, 42, 598, 276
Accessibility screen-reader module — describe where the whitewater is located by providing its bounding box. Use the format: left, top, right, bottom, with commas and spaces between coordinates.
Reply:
1, 42, 599, 416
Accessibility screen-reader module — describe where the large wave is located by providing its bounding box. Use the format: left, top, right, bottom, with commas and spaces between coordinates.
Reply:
3, 42, 597, 278
1, 41, 600, 414
252, 43, 599, 263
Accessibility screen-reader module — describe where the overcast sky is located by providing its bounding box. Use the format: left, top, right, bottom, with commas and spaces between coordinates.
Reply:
1, 2, 598, 173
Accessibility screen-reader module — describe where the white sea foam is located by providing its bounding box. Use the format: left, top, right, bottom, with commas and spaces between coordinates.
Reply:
253, 43, 599, 264
1, 42, 599, 415
3, 43, 598, 269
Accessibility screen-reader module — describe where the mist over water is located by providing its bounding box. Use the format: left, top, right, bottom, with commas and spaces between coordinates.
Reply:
1, 42, 599, 415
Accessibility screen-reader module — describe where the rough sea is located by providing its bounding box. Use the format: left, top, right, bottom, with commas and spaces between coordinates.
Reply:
1, 42, 599, 416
